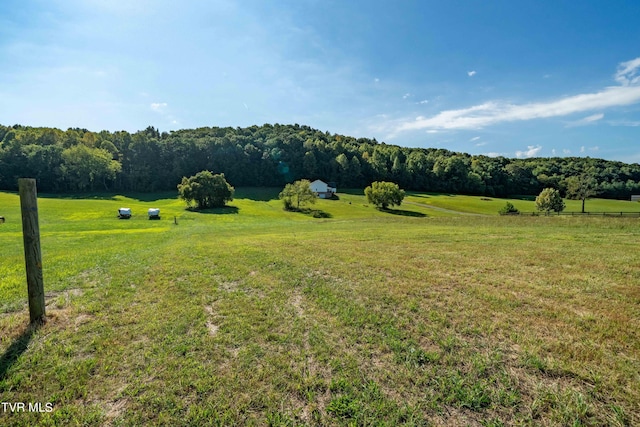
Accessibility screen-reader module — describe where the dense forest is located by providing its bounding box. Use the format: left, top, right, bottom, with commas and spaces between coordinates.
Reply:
1, 123, 639, 198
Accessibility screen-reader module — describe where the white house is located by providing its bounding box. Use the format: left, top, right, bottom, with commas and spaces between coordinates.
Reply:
631, 195, 640, 202
310, 179, 336, 199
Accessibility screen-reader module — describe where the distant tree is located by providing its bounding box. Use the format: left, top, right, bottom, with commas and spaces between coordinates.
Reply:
279, 179, 316, 210
349, 155, 363, 186
365, 181, 405, 209
535, 188, 565, 214
565, 174, 598, 213
498, 202, 519, 215
335, 153, 350, 186
302, 151, 318, 177
177, 171, 234, 209
5, 123, 640, 199
60, 144, 121, 191
505, 162, 537, 195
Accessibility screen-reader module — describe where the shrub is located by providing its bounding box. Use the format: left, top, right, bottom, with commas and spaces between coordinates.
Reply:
535, 188, 565, 213
499, 202, 519, 215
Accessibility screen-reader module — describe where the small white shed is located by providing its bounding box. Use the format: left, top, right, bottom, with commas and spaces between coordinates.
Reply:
118, 207, 132, 219
148, 208, 160, 219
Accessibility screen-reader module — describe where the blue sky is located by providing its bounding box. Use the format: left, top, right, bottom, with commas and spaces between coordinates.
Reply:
1, 0, 640, 162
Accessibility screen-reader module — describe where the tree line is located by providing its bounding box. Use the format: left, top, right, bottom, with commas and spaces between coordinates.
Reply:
1, 123, 640, 198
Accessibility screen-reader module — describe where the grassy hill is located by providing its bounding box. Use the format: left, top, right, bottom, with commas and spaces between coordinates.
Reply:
1, 190, 639, 425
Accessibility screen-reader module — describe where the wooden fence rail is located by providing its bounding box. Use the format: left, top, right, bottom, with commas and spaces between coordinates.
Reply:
500, 211, 640, 217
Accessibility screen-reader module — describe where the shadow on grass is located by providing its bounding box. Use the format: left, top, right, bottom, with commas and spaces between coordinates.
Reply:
336, 188, 364, 196
35, 188, 284, 203
409, 192, 457, 198
187, 206, 239, 215
0, 323, 39, 380
511, 195, 536, 201
38, 192, 178, 203
234, 187, 281, 202
380, 207, 427, 217
285, 207, 333, 218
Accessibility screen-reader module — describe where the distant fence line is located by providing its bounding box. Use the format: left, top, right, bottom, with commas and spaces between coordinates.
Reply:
501, 211, 640, 217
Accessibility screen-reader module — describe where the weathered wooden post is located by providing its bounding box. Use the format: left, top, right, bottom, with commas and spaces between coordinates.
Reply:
18, 178, 46, 324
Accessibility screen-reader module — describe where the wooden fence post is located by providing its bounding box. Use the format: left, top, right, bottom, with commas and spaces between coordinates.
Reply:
18, 179, 46, 324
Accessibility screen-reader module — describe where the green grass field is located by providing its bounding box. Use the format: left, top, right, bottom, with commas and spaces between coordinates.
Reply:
1, 189, 639, 426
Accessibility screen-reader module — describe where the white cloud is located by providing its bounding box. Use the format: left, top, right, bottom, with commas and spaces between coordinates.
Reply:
426, 130, 439, 134
150, 102, 167, 111
374, 78, 380, 83
515, 145, 542, 158
563, 149, 571, 155
583, 113, 604, 122
566, 112, 604, 127
609, 119, 640, 126
467, 70, 477, 77
150, 101, 180, 127
396, 58, 640, 133
475, 141, 487, 147
470, 136, 481, 141
484, 152, 505, 158
589, 146, 599, 152
580, 146, 585, 153
416, 99, 429, 104
551, 149, 557, 156
615, 58, 640, 86
403, 93, 411, 99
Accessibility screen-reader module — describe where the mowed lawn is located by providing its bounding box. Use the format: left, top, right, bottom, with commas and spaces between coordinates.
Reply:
1, 189, 639, 426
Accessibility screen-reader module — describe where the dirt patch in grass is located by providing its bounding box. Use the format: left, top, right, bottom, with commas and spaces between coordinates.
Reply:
204, 305, 220, 336
206, 321, 219, 336
218, 280, 240, 292
103, 397, 128, 426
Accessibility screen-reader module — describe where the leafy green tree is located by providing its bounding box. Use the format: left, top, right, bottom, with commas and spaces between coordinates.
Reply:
365, 181, 405, 209
335, 153, 350, 186
177, 171, 234, 209
61, 144, 121, 191
432, 154, 469, 192
279, 179, 316, 210
535, 188, 565, 214
565, 174, 598, 213
349, 155, 363, 186
127, 135, 162, 191
302, 151, 318, 177
369, 147, 390, 179
505, 162, 537, 195
406, 151, 432, 190
24, 144, 64, 192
